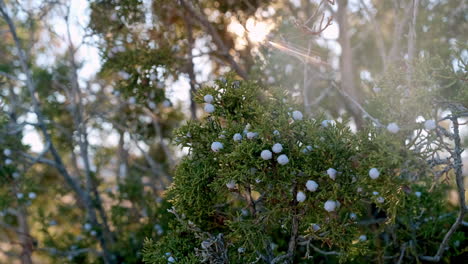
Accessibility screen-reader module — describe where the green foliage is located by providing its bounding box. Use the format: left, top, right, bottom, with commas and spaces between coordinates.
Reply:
1, 1, 466, 263
142, 75, 445, 263
142, 232, 199, 264
366, 56, 467, 128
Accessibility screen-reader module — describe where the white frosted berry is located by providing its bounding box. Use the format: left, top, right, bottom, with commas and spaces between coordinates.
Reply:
272, 143, 283, 153
28, 192, 36, 199
118, 71, 130, 80
154, 224, 164, 235
292, 110, 303, 121
233, 133, 243, 142
211, 142, 223, 152
84, 223, 92, 231
312, 224, 321, 231
376, 196, 385, 203
327, 168, 337, 180
324, 200, 337, 212
204, 94, 214, 103
16, 193, 23, 199
359, 235, 367, 242
273, 130, 280, 136
241, 209, 249, 216
415, 191, 422, 198
12, 172, 20, 179
232, 81, 240, 89
349, 212, 357, 220
204, 103, 215, 113
321, 120, 332, 127
128, 96, 136, 104
5, 159, 12, 165
372, 191, 379, 195
296, 191, 306, 202
277, 154, 289, 165
226, 180, 236, 189
424, 119, 436, 130
260, 150, 272, 160
387, 122, 400, 133
162, 100, 171, 108
302, 145, 313, 153
306, 180, 318, 192
246, 132, 258, 139
369, 168, 380, 179
238, 247, 245, 254
3, 149, 11, 156
285, 64, 293, 75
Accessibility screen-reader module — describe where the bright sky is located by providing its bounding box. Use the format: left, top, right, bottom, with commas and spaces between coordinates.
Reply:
24, 0, 101, 151
17, 0, 468, 172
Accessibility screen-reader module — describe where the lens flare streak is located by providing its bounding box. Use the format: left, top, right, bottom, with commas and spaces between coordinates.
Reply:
267, 41, 330, 68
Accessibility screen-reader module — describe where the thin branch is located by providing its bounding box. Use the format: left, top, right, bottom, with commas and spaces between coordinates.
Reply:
142, 107, 176, 170
37, 247, 102, 257
0, 0, 87, 202
420, 115, 466, 262
309, 244, 341, 256
296, 13, 333, 36
330, 80, 384, 127
0, 2, 114, 263
396, 243, 407, 264
0, 70, 20, 81
388, 0, 414, 63
407, 0, 420, 64
179, 0, 248, 79
311, 86, 332, 106
182, 11, 198, 120
296, 0, 334, 35
272, 183, 299, 264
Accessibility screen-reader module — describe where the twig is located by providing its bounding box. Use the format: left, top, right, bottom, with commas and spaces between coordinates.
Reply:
396, 243, 407, 264
309, 244, 341, 256
0, 2, 114, 263
37, 247, 102, 257
0, 70, 20, 81
142, 107, 176, 170
420, 115, 466, 262
295, 0, 334, 36
330, 80, 384, 127
181, 8, 198, 120
272, 183, 299, 264
388, 0, 414, 63
179, 0, 248, 80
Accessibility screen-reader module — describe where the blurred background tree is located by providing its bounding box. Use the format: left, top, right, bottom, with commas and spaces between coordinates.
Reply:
0, 0, 466, 263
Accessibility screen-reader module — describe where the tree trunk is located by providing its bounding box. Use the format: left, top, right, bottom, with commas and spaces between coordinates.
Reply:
337, 0, 363, 128
18, 206, 33, 264
184, 13, 198, 120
